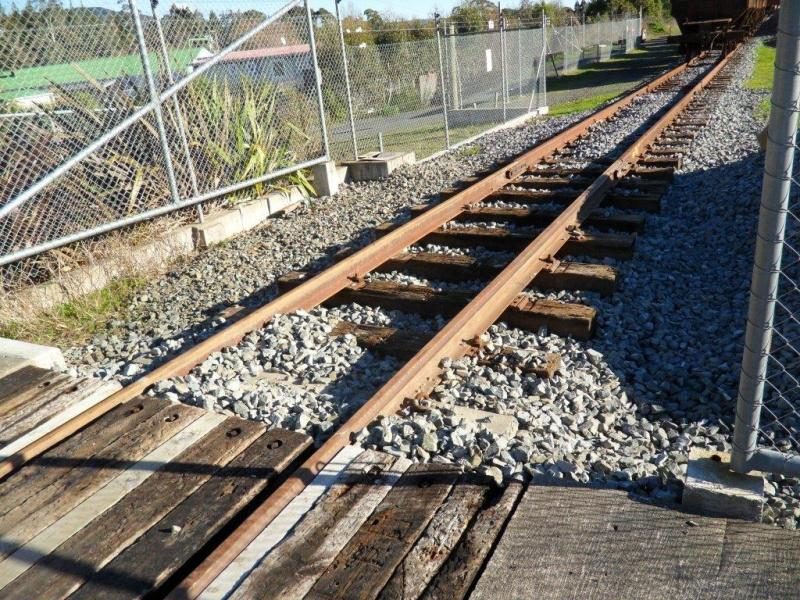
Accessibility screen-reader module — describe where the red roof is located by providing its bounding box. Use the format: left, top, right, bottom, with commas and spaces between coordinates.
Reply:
200, 44, 311, 64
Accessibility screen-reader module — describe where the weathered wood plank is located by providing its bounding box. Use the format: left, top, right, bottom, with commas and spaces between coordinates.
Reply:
0, 403, 203, 561
419, 227, 636, 260
0, 378, 118, 451
420, 482, 522, 600
493, 188, 662, 213
68, 429, 312, 600
469, 486, 729, 600
0, 371, 78, 429
0, 418, 265, 600
230, 451, 411, 600
377, 479, 488, 600
198, 445, 366, 600
0, 366, 56, 413
278, 275, 597, 339
379, 253, 618, 295
0, 412, 224, 591
0, 398, 166, 518
305, 463, 461, 600
409, 205, 645, 233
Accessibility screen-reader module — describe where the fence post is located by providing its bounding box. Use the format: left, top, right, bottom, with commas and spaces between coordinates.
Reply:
435, 25, 451, 149
305, 1, 330, 160
149, 1, 204, 222
449, 24, 461, 110
732, 0, 800, 473
334, 0, 358, 160
128, 0, 181, 206
541, 11, 547, 109
500, 16, 507, 121
517, 25, 523, 98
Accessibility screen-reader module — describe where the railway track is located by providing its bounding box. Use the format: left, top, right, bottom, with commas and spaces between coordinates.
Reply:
0, 45, 750, 599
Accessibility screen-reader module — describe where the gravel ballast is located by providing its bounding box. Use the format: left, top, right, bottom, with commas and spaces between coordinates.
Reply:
63, 42, 800, 528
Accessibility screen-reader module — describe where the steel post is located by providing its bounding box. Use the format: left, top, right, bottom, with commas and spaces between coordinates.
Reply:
334, 0, 358, 160
518, 26, 523, 98
150, 2, 204, 222
500, 19, 507, 121
128, 0, 181, 206
436, 29, 451, 149
542, 12, 548, 108
306, 0, 330, 160
732, 0, 800, 474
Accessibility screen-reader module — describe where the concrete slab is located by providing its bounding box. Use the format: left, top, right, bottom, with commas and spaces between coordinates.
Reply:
0, 338, 66, 379
311, 160, 340, 197
430, 401, 518, 439
344, 151, 416, 181
682, 448, 765, 521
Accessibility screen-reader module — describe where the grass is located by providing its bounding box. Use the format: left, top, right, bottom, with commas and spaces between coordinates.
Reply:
746, 40, 776, 121
355, 122, 491, 160
548, 90, 622, 116
0, 276, 145, 346
746, 41, 776, 90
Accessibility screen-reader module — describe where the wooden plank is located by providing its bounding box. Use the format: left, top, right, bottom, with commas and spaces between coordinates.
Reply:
229, 451, 411, 600
379, 253, 619, 295
305, 463, 460, 600
0, 371, 78, 428
420, 483, 523, 600
68, 429, 312, 600
0, 418, 265, 600
419, 227, 636, 260
0, 378, 119, 455
493, 188, 662, 213
0, 412, 225, 591
469, 486, 729, 600
198, 445, 366, 600
0, 366, 56, 412
0, 398, 168, 519
278, 275, 597, 339
377, 479, 488, 600
0, 402, 203, 562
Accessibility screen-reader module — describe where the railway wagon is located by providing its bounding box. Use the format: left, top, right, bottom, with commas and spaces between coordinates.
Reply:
671, 0, 778, 52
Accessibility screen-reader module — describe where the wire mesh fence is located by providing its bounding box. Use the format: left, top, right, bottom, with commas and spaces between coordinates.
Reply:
732, 0, 800, 477
0, 0, 328, 285
1, 2, 647, 286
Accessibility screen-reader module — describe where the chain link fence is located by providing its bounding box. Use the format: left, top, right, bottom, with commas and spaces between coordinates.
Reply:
0, 0, 328, 285
1, 2, 647, 286
732, 0, 800, 477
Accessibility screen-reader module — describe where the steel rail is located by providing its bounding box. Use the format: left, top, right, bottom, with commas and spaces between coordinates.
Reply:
0, 60, 690, 483
170, 55, 735, 599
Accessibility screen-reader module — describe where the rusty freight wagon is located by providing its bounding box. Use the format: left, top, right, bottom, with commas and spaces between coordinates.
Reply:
671, 0, 778, 53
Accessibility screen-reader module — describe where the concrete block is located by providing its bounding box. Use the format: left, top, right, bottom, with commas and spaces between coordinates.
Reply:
344, 151, 416, 182
682, 448, 764, 521
192, 209, 243, 249
311, 160, 340, 196
0, 337, 66, 379
431, 402, 518, 439
266, 186, 306, 215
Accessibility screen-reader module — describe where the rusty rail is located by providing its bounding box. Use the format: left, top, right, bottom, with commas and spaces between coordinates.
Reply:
0, 61, 692, 481
171, 51, 737, 599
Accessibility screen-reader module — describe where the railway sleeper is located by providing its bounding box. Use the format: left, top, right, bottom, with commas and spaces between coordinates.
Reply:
277, 273, 597, 340
492, 188, 662, 213
379, 252, 619, 295
329, 320, 561, 378
409, 204, 646, 233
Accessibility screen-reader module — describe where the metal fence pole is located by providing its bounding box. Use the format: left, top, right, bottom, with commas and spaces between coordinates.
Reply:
128, 0, 181, 206
500, 18, 507, 121
334, 0, 358, 160
732, 0, 800, 473
517, 25, 523, 98
436, 27, 451, 149
306, 0, 330, 160
542, 12, 547, 109
149, 1, 204, 222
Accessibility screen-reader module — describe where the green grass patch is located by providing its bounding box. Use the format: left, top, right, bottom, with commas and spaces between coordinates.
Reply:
0, 276, 145, 346
548, 91, 621, 116
747, 41, 776, 90
357, 122, 491, 159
